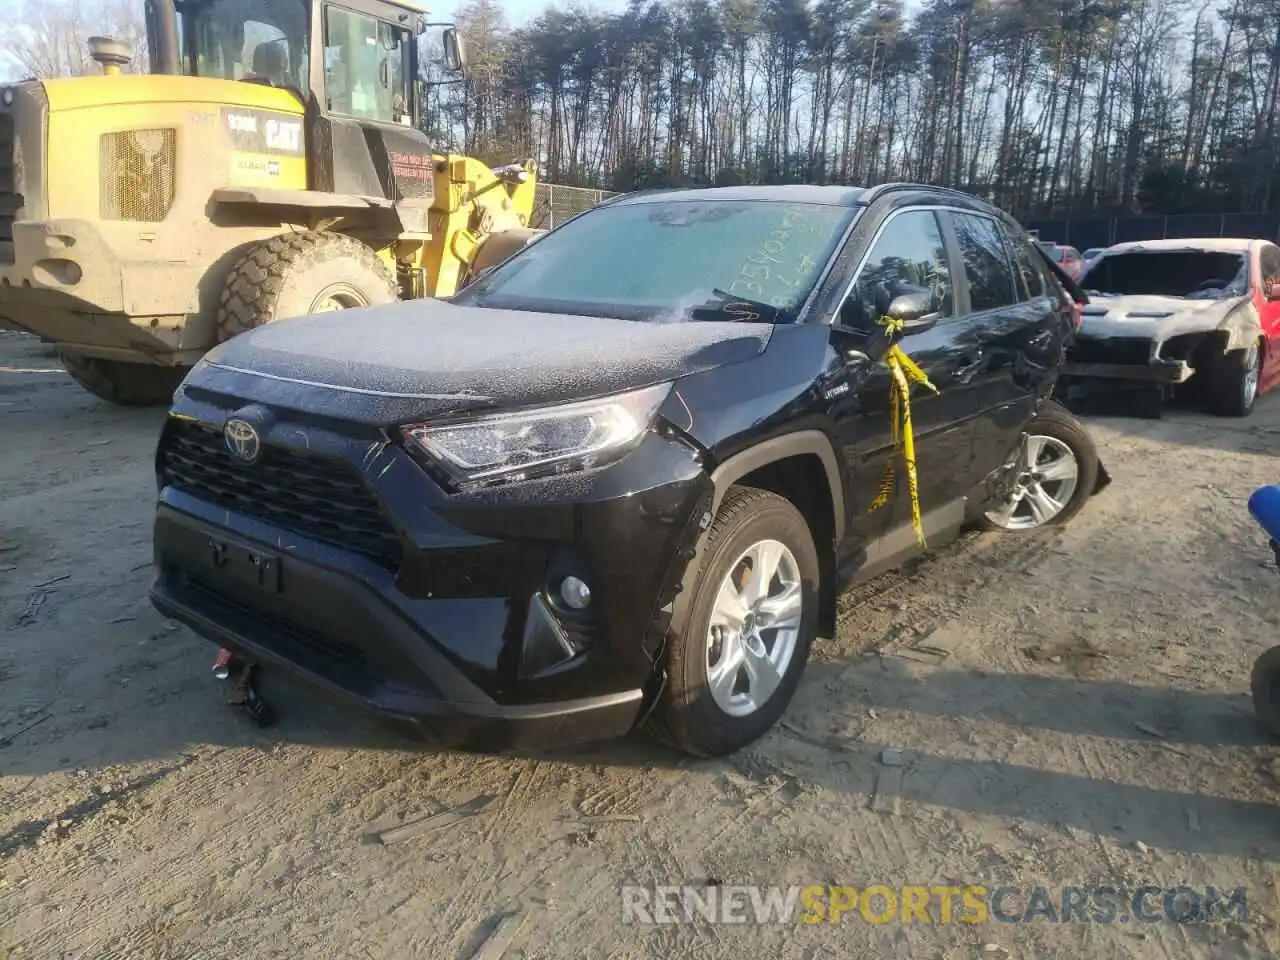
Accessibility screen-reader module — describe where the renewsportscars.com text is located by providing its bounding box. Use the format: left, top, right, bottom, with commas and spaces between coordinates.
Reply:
620, 884, 1248, 926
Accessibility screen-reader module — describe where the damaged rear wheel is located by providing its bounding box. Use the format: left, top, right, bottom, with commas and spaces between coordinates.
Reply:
1250, 646, 1280, 739
978, 400, 1100, 532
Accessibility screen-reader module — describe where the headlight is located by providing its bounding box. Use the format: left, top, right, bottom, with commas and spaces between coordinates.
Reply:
1, 88, 14, 107
402, 382, 672, 490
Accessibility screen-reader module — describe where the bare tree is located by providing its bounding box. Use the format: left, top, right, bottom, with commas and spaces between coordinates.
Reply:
0, 0, 148, 80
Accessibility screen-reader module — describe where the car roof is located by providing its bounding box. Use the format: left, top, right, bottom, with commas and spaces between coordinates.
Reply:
608, 184, 869, 207
1104, 237, 1256, 255
600, 182, 1026, 231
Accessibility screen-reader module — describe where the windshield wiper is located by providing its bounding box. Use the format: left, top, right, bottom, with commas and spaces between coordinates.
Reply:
687, 288, 787, 323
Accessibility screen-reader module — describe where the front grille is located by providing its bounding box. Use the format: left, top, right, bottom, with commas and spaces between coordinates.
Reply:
0, 111, 17, 244
100, 128, 177, 222
1067, 335, 1152, 366
160, 420, 402, 568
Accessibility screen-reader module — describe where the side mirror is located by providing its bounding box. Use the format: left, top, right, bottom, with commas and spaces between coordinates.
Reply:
885, 289, 938, 334
1268, 282, 1280, 302
442, 28, 466, 73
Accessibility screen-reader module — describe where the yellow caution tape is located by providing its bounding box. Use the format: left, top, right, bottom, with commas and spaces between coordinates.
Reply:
867, 315, 939, 548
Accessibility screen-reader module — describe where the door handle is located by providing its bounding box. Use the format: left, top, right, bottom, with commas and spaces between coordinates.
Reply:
955, 350, 984, 384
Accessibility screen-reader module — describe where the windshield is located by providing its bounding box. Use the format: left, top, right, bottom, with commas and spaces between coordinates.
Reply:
1080, 250, 1248, 300
183, 0, 309, 91
458, 199, 855, 323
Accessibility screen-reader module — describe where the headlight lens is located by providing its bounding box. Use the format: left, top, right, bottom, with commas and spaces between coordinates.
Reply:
402, 381, 672, 490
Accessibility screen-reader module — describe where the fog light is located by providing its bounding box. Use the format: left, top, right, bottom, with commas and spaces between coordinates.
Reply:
560, 576, 591, 610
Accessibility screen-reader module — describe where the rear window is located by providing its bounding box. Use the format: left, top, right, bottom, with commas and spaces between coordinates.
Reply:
1080, 250, 1248, 300
460, 199, 855, 323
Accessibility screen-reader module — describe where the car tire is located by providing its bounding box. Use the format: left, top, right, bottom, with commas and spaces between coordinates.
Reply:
976, 399, 1100, 532
648, 485, 820, 757
59, 351, 187, 407
1251, 645, 1280, 739
216, 231, 398, 342
1206, 339, 1262, 418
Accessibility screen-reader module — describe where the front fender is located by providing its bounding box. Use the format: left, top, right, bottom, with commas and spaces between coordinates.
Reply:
1218, 300, 1263, 352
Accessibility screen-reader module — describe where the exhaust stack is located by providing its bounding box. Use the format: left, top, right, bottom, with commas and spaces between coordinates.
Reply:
87, 36, 132, 76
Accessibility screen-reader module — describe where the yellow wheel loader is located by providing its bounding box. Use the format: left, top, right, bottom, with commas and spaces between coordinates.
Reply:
0, 0, 542, 405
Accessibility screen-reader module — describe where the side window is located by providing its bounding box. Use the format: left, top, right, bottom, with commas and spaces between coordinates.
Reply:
952, 213, 1018, 312
839, 210, 953, 332
324, 6, 414, 124
1260, 245, 1280, 291
1004, 228, 1048, 301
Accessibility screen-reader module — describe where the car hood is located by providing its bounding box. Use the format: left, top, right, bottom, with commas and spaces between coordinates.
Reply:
185, 300, 771, 426
1077, 292, 1245, 340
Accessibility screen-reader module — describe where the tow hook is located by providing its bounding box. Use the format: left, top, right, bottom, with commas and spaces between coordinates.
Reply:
213, 648, 274, 727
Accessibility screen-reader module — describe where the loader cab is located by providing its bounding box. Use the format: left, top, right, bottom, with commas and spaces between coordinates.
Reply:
147, 0, 465, 200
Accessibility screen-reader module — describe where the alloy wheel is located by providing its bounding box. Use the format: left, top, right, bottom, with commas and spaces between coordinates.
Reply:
983, 433, 1080, 530
706, 539, 804, 718
1243, 343, 1261, 409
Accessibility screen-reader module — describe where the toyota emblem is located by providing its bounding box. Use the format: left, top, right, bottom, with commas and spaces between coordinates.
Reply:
223, 418, 261, 463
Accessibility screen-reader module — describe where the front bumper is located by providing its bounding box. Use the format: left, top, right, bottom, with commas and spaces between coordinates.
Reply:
1061, 334, 1193, 384
149, 397, 712, 751
1059, 359, 1192, 383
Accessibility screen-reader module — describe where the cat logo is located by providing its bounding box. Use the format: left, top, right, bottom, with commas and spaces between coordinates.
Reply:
265, 118, 302, 153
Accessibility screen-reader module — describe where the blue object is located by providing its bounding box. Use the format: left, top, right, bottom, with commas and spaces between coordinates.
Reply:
1249, 484, 1280, 542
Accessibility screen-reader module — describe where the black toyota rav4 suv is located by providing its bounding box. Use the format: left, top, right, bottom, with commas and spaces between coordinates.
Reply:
150, 183, 1105, 757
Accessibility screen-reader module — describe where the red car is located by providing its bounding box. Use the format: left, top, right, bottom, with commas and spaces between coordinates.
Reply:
1064, 237, 1280, 416
1037, 241, 1084, 278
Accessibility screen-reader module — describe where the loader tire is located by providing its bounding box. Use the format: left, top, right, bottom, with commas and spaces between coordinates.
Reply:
59, 352, 187, 407
216, 231, 398, 342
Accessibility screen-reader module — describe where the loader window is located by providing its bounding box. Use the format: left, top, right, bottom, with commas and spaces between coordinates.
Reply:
186, 0, 309, 90
324, 7, 414, 126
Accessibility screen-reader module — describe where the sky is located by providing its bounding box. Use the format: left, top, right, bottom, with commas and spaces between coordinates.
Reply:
453, 0, 628, 27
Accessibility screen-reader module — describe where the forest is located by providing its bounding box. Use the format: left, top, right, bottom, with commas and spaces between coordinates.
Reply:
5, 0, 1280, 221
436, 0, 1280, 220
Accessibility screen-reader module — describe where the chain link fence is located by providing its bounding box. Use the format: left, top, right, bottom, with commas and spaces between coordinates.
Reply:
1025, 213, 1280, 251
532, 183, 619, 230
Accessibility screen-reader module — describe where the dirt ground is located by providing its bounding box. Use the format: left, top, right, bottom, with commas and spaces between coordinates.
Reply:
2, 329, 1279, 960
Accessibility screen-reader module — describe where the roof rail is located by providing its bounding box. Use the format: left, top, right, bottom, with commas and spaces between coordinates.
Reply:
860, 182, 980, 205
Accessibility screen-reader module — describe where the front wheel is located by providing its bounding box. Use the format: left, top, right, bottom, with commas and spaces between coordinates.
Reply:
977, 399, 1100, 532
215, 231, 398, 342
1206, 339, 1262, 418
1251, 646, 1280, 739
648, 486, 820, 757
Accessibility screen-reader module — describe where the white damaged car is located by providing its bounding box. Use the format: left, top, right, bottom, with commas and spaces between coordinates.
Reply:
1060, 237, 1280, 417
